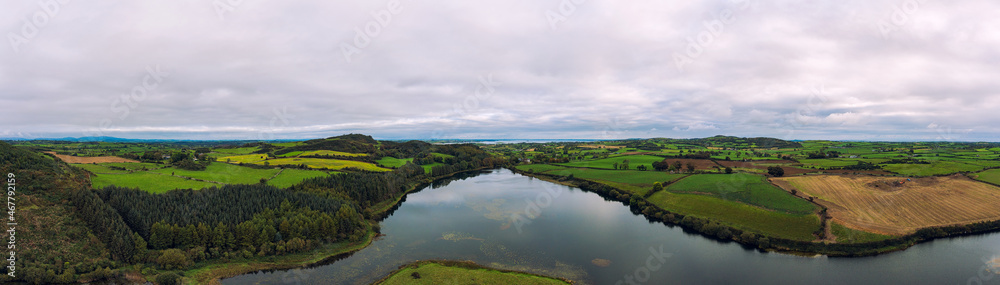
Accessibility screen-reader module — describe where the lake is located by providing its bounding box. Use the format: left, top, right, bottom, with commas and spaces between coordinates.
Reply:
223, 169, 1000, 285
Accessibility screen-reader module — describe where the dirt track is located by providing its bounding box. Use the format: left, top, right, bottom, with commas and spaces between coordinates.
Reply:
45, 152, 139, 164
773, 174, 1000, 235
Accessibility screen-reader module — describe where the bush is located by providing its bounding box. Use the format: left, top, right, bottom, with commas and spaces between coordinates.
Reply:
156, 249, 190, 270
156, 272, 181, 285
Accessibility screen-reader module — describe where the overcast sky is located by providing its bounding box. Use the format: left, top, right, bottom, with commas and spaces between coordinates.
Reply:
2, 0, 998, 141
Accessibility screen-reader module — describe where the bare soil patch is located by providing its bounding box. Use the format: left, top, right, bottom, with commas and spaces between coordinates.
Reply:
45, 152, 139, 164
773, 174, 1000, 235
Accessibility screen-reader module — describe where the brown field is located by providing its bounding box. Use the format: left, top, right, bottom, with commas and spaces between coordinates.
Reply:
773, 174, 1000, 235
44, 152, 139, 164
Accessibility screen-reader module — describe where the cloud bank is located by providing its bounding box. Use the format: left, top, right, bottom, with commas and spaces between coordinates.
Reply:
2, 0, 998, 141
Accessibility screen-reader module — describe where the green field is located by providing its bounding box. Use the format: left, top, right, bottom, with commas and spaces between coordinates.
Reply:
665, 174, 817, 215
76, 163, 131, 174
647, 191, 820, 241
276, 151, 304, 157
89, 172, 217, 193
974, 169, 1000, 185
515, 164, 569, 173
375, 261, 569, 285
255, 157, 390, 172
267, 169, 332, 188
76, 162, 163, 174
213, 147, 258, 154
517, 164, 685, 196
150, 162, 281, 185
219, 154, 269, 164
376, 157, 414, 168
882, 161, 984, 176
831, 222, 892, 244
558, 154, 666, 170
798, 158, 888, 168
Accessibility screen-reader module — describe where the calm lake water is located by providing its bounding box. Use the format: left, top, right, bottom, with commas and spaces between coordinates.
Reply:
223, 169, 1000, 285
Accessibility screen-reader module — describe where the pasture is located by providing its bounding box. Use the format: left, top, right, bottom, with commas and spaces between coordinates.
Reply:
88, 171, 217, 193
973, 169, 1000, 186
267, 169, 331, 188
881, 161, 983, 176
773, 175, 1000, 235
665, 174, 817, 215
376, 157, 413, 168
219, 154, 269, 164
254, 157, 390, 172
647, 191, 821, 241
558, 155, 667, 169
150, 162, 280, 185
517, 165, 687, 196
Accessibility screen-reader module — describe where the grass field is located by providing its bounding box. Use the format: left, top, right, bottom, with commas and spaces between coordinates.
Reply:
798, 158, 888, 168
76, 163, 131, 174
374, 261, 569, 285
515, 164, 569, 173
647, 191, 821, 241
774, 175, 1000, 235
213, 147, 258, 154
377, 157, 414, 168
89, 172, 217, 193
86, 162, 331, 192
974, 169, 1000, 185
267, 169, 331, 188
665, 174, 817, 215
881, 161, 983, 176
254, 157, 390, 172
558, 155, 667, 170
831, 222, 892, 244
219, 154, 269, 164
150, 162, 280, 185
520, 165, 686, 196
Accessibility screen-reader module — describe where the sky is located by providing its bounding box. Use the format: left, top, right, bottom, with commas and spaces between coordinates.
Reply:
2, 0, 999, 141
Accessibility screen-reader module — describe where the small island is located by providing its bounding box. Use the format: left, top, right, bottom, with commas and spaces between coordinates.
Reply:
372, 260, 572, 285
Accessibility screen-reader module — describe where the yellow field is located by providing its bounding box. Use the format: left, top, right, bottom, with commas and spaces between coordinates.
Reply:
773, 175, 1000, 235
254, 158, 389, 172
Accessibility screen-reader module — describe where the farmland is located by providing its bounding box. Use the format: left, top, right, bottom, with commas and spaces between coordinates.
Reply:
376, 156, 414, 168
664, 174, 817, 215
254, 157, 390, 172
516, 164, 686, 195
45, 151, 139, 164
88, 171, 218, 193
266, 168, 333, 188
773, 175, 1000, 235
149, 162, 281, 185
974, 168, 1000, 185
646, 190, 821, 241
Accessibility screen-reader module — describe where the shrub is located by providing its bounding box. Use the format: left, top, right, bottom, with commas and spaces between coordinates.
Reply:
156, 272, 181, 285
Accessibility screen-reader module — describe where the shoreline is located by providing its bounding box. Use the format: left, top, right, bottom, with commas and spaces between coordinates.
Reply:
508, 166, 1000, 257
186, 167, 494, 284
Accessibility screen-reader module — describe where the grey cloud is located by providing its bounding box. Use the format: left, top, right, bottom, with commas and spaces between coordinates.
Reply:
1, 0, 998, 141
